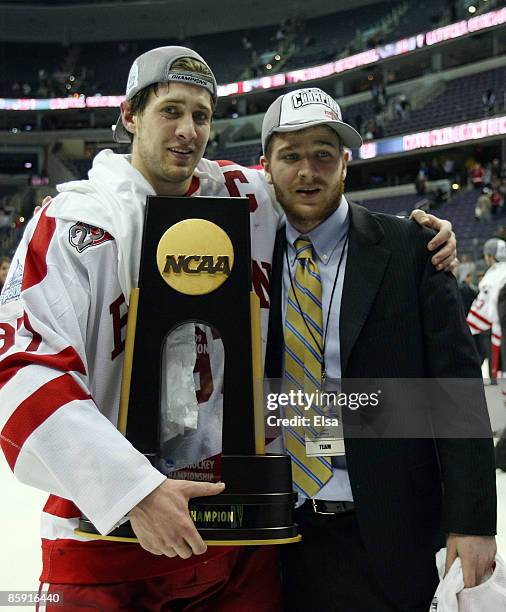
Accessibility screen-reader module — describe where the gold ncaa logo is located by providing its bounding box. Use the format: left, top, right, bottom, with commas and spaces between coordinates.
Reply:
157, 219, 234, 295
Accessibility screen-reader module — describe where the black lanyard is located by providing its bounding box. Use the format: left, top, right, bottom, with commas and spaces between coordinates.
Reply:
285, 232, 349, 387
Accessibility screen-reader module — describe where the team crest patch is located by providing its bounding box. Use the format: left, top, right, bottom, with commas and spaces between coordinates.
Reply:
0, 260, 23, 305
69, 222, 113, 253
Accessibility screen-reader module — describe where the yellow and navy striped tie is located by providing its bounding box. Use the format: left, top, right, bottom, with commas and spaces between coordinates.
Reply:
284, 237, 332, 498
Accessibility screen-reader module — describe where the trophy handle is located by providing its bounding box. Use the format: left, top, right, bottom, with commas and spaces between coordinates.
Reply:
250, 291, 265, 455
118, 288, 140, 436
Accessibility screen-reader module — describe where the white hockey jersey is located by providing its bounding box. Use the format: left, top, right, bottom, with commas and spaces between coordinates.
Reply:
467, 262, 506, 374
0, 150, 279, 583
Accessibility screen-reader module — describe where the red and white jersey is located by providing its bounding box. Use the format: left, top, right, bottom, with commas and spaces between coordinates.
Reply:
467, 262, 506, 346
0, 152, 279, 583
467, 261, 506, 379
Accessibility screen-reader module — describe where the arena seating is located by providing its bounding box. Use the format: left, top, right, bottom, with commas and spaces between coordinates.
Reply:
206, 142, 262, 168
0, 43, 64, 97
279, 3, 393, 73
0, 185, 18, 200
433, 188, 504, 258
344, 64, 506, 139
386, 0, 447, 40
0, 0, 445, 97
361, 188, 506, 257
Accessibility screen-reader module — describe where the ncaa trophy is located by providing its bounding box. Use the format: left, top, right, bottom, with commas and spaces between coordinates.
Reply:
76, 196, 300, 545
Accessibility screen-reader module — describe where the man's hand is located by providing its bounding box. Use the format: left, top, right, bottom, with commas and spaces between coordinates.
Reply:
128, 479, 225, 559
410, 209, 457, 272
33, 195, 52, 217
445, 533, 497, 587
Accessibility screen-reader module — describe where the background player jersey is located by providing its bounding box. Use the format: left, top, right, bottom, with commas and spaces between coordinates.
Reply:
467, 261, 506, 379
467, 262, 506, 346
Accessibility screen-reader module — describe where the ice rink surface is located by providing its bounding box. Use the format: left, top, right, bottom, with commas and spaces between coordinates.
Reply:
1, 383, 506, 609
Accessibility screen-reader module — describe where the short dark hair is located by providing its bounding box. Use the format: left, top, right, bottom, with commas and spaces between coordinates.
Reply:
128, 83, 160, 119
126, 57, 215, 143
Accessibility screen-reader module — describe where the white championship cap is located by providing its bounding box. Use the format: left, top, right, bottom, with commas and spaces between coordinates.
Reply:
261, 87, 363, 153
113, 46, 217, 143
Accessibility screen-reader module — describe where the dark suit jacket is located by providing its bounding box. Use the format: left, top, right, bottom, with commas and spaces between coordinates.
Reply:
265, 202, 496, 609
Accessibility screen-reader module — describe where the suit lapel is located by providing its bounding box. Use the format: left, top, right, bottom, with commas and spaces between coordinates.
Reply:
340, 204, 391, 375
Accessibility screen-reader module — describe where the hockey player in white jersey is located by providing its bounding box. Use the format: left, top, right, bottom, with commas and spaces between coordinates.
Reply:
467, 238, 506, 380
0, 46, 457, 609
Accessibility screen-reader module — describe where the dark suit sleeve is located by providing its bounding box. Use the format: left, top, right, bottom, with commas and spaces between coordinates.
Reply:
419, 245, 497, 535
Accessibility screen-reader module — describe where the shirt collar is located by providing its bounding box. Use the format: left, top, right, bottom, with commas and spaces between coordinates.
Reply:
286, 196, 350, 265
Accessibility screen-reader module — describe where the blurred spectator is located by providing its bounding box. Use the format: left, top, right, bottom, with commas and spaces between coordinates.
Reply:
431, 180, 451, 207
427, 159, 442, 181
363, 118, 376, 140
495, 226, 506, 240
458, 254, 476, 283
371, 82, 387, 114
363, 117, 383, 140
442, 157, 455, 179
241, 35, 253, 52
482, 88, 496, 116
378, 83, 387, 108
491, 158, 501, 180
483, 162, 492, 187
491, 189, 504, 215
0, 256, 10, 292
394, 94, 411, 120
475, 189, 492, 221
500, 178, 506, 200
227, 98, 240, 119
471, 162, 485, 189
0, 207, 11, 242
275, 26, 286, 43
415, 164, 427, 195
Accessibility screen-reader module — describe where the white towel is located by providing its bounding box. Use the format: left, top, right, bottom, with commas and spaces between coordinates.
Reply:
430, 547, 506, 611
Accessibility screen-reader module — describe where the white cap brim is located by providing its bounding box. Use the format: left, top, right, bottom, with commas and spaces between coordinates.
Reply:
273, 119, 362, 150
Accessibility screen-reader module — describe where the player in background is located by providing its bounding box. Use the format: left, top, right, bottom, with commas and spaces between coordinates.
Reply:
467, 238, 506, 382
468, 239, 506, 471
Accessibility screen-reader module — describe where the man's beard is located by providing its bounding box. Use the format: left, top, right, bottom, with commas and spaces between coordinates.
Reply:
274, 171, 346, 230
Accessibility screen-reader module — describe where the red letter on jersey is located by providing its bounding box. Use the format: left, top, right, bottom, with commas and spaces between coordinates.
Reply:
0, 323, 15, 357
110, 295, 128, 360
252, 261, 272, 309
223, 170, 259, 212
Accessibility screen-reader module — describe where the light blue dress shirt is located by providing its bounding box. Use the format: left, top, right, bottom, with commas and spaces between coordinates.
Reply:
275, 196, 354, 503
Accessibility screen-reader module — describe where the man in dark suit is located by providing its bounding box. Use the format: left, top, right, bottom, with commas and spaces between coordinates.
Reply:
261, 87, 497, 611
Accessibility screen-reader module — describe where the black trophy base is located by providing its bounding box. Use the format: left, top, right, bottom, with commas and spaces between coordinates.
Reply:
76, 454, 301, 545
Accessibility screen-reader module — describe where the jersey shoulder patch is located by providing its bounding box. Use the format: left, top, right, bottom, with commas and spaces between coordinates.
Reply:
0, 260, 23, 305
68, 222, 114, 253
